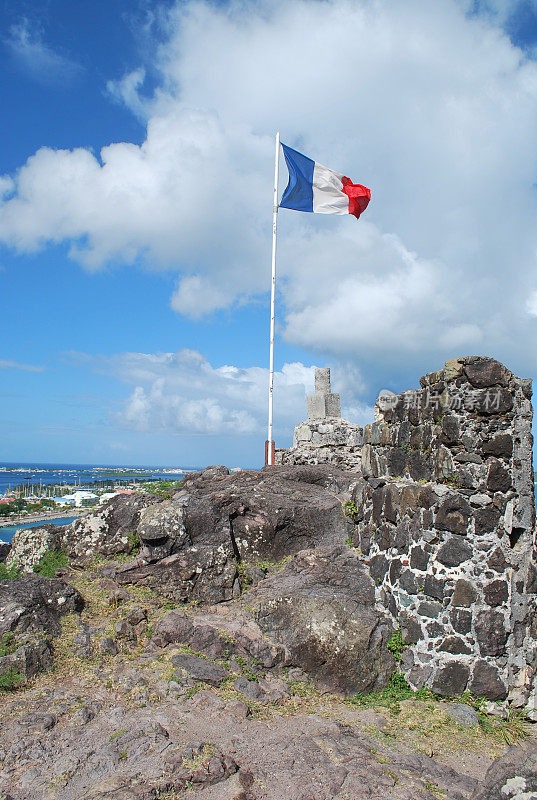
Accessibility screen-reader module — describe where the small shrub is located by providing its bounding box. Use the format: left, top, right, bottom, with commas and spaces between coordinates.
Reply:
33, 549, 68, 578
236, 561, 252, 590
140, 480, 183, 499
127, 531, 141, 554
0, 563, 21, 580
0, 632, 18, 658
387, 628, 404, 662
0, 667, 23, 691
343, 500, 359, 520
109, 728, 127, 742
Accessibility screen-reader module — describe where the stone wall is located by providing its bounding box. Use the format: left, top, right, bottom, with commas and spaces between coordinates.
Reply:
349, 356, 537, 713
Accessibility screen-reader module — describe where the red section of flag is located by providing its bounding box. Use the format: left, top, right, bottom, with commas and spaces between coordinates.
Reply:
341, 177, 371, 219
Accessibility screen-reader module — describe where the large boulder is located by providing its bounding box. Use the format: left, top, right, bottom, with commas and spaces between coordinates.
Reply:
115, 546, 239, 604
474, 743, 537, 800
0, 573, 84, 636
62, 493, 158, 560
108, 466, 360, 603
246, 545, 395, 695
176, 464, 359, 562
6, 524, 64, 572
0, 634, 53, 684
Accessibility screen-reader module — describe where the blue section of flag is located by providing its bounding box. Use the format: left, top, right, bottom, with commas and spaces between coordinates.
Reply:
279, 143, 314, 212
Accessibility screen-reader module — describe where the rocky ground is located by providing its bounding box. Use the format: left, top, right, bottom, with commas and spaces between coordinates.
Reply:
0, 555, 535, 800
0, 464, 536, 799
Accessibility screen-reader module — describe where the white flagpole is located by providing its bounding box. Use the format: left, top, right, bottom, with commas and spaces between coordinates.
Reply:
266, 130, 280, 466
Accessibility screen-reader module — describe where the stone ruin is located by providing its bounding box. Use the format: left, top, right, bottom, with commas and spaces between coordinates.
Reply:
277, 357, 537, 715
275, 367, 363, 468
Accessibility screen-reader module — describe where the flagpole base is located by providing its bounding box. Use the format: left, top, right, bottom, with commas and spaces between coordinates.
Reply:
265, 440, 275, 466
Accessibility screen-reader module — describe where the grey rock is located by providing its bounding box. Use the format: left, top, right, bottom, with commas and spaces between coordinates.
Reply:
115, 620, 136, 640
417, 601, 442, 618
116, 546, 239, 605
469, 660, 508, 701
438, 636, 472, 655
63, 492, 157, 560
410, 546, 429, 570
484, 579, 509, 607
98, 636, 119, 656
0, 634, 53, 684
172, 652, 229, 686
125, 606, 148, 625
0, 573, 83, 637
474, 744, 537, 800
450, 608, 472, 634
424, 574, 445, 600
431, 661, 470, 696
233, 676, 269, 701
250, 545, 395, 695
436, 537, 473, 567
464, 357, 509, 388
474, 506, 501, 535
451, 579, 478, 607
6, 524, 64, 573
435, 495, 471, 536
475, 610, 508, 656
486, 459, 511, 493
444, 703, 479, 727
482, 434, 513, 459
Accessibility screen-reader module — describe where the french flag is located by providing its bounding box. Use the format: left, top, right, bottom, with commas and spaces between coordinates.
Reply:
279, 143, 371, 220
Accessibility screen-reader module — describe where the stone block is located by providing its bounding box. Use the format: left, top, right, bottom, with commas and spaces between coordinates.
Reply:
424, 574, 445, 600
410, 547, 429, 570
436, 495, 472, 536
418, 600, 442, 618
431, 662, 470, 696
469, 660, 507, 701
306, 394, 327, 420
475, 611, 508, 656
438, 636, 472, 655
451, 579, 478, 608
483, 580, 508, 607
325, 393, 341, 417
315, 367, 331, 393
450, 608, 472, 634
437, 537, 473, 567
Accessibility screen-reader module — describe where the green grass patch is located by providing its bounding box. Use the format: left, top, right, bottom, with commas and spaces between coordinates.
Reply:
0, 632, 19, 657
348, 672, 436, 712
0, 563, 21, 580
33, 548, 68, 578
127, 530, 141, 554
0, 667, 23, 691
140, 480, 183, 498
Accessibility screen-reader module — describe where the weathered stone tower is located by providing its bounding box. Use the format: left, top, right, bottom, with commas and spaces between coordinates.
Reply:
275, 367, 363, 467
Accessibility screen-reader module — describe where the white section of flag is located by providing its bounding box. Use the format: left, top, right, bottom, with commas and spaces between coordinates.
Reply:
312, 162, 349, 214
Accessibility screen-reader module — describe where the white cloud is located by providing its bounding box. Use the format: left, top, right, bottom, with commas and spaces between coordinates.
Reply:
2, 1, 537, 370
5, 19, 83, 87
0, 358, 44, 372
72, 348, 371, 437
107, 68, 149, 121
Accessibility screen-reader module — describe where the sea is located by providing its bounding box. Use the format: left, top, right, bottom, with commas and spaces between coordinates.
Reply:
0, 517, 79, 543
0, 462, 200, 544
0, 462, 198, 495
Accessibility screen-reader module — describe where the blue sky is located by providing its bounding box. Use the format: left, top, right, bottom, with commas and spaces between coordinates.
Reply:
1, 0, 537, 467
